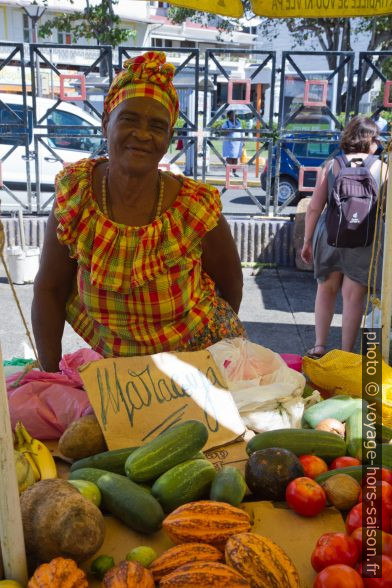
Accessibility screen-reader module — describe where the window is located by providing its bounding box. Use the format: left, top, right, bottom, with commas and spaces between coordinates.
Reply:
180, 41, 196, 48
307, 143, 331, 157
0, 104, 33, 145
292, 143, 307, 157
57, 30, 72, 44
152, 38, 172, 48
47, 110, 101, 152
23, 14, 32, 43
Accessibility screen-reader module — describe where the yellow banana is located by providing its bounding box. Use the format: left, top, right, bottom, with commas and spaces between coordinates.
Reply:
16, 422, 57, 480
14, 424, 41, 482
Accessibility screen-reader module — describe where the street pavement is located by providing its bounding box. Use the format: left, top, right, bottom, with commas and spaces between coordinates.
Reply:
0, 266, 344, 362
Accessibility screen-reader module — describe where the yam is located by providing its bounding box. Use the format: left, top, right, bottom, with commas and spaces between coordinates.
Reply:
20, 479, 105, 563
58, 414, 107, 460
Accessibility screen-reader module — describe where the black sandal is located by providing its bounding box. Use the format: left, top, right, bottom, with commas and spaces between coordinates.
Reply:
306, 345, 326, 359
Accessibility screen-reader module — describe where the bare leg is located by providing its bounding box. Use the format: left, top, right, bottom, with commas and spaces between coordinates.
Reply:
311, 271, 343, 353
341, 275, 367, 352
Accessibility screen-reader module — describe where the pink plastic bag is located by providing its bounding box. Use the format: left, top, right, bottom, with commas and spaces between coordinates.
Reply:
6, 348, 102, 440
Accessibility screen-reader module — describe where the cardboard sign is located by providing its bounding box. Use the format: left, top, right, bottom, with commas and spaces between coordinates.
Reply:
79, 349, 245, 451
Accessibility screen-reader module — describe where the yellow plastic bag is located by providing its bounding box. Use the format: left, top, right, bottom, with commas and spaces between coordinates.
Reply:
302, 349, 392, 427
240, 148, 248, 164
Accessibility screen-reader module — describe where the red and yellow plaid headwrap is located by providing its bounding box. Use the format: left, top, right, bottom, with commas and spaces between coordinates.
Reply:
104, 51, 179, 127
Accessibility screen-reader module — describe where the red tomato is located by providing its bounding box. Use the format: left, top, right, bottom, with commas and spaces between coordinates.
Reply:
381, 469, 392, 485
286, 477, 326, 517
361, 469, 392, 487
299, 455, 329, 479
330, 456, 362, 470
351, 528, 392, 558
346, 503, 391, 535
357, 555, 392, 587
313, 564, 364, 587
361, 482, 392, 516
311, 532, 359, 572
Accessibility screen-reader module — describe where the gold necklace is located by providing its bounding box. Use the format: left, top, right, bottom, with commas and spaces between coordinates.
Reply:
101, 168, 164, 222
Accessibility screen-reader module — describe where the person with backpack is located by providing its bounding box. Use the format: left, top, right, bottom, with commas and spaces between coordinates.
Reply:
301, 116, 388, 358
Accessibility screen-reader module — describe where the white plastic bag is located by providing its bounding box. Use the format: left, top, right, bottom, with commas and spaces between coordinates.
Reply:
208, 338, 308, 432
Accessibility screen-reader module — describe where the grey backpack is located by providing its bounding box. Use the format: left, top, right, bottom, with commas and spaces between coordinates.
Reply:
325, 154, 379, 248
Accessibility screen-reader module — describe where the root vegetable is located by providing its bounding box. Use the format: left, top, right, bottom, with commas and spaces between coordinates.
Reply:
316, 419, 345, 438
321, 473, 361, 511
59, 414, 107, 460
20, 478, 105, 563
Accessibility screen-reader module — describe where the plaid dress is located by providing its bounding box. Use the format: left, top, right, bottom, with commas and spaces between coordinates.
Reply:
54, 158, 245, 357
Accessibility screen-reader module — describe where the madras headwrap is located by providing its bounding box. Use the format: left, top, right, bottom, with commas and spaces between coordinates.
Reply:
103, 51, 179, 127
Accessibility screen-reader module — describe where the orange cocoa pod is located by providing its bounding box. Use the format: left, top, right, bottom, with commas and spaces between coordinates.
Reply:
150, 542, 223, 581
162, 500, 251, 548
159, 560, 250, 587
27, 557, 88, 588
225, 532, 300, 588
102, 560, 154, 588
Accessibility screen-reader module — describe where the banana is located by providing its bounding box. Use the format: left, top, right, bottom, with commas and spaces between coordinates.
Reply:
14, 424, 41, 482
15, 422, 57, 480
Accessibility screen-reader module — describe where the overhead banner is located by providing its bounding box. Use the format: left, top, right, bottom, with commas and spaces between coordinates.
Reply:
251, 0, 392, 18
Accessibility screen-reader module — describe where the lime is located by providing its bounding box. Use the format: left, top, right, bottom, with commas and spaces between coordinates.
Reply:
91, 555, 115, 579
68, 479, 102, 507
126, 546, 157, 567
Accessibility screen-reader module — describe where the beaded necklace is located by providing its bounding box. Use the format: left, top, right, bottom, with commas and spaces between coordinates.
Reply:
101, 167, 164, 222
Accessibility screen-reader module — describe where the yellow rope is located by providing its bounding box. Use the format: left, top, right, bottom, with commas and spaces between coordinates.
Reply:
362, 135, 391, 330
0, 218, 41, 369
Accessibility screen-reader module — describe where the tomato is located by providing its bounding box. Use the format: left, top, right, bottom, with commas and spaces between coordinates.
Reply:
361, 482, 392, 516
357, 554, 392, 587
351, 528, 392, 558
346, 503, 391, 535
330, 457, 362, 470
311, 532, 359, 572
299, 455, 329, 479
381, 469, 392, 485
286, 477, 326, 517
313, 564, 364, 587
361, 469, 392, 487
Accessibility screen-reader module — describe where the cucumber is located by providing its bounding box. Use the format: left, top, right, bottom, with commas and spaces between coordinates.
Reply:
125, 420, 208, 483
303, 396, 365, 428
376, 423, 392, 444
346, 408, 363, 461
315, 466, 364, 484
70, 446, 138, 475
379, 444, 392, 469
246, 429, 346, 462
68, 467, 111, 485
152, 459, 216, 512
210, 466, 246, 507
97, 472, 164, 534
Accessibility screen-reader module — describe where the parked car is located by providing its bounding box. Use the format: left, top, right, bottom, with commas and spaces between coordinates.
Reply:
0, 94, 181, 202
260, 134, 340, 205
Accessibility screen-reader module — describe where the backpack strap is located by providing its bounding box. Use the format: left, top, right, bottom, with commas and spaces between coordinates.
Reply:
335, 154, 350, 169
362, 154, 378, 169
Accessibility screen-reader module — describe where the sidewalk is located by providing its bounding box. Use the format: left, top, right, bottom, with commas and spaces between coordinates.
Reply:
0, 266, 343, 361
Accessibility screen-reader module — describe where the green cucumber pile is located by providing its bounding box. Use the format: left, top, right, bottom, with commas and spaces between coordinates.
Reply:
67, 419, 247, 534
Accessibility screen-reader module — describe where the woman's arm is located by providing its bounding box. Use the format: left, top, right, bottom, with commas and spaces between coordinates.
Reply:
301, 163, 330, 265
201, 215, 243, 313
32, 207, 77, 372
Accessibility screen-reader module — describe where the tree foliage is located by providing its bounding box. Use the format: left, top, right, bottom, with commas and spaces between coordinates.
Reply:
39, 0, 135, 47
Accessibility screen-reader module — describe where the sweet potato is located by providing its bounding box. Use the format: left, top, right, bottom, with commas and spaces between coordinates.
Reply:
20, 478, 105, 562
58, 414, 107, 459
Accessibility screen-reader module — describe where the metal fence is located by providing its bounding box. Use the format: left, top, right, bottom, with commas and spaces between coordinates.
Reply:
0, 43, 391, 215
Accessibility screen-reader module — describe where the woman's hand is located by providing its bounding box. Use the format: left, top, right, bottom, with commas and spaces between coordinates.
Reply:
301, 240, 313, 265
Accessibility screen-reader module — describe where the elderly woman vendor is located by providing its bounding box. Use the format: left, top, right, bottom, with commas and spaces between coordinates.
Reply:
32, 51, 245, 372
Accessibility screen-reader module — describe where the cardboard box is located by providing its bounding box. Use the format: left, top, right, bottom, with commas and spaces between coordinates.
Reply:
204, 430, 255, 476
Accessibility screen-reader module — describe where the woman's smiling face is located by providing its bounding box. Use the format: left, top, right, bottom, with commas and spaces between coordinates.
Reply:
103, 97, 172, 174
